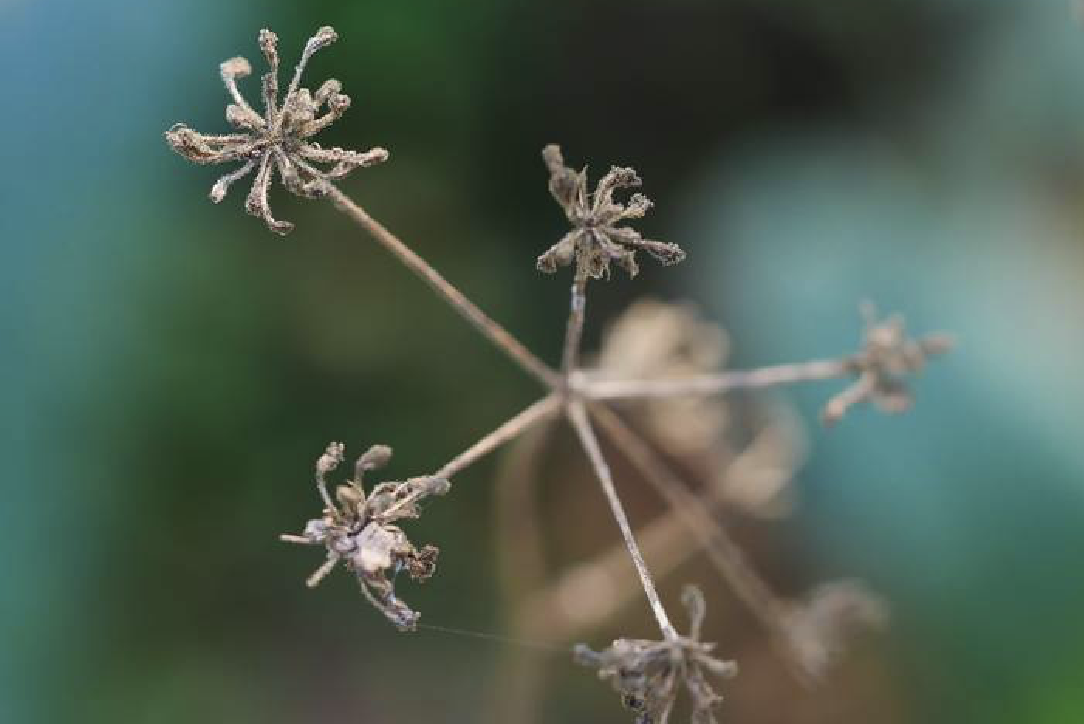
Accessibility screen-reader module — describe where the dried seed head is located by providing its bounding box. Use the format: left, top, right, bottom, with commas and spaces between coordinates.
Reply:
538, 145, 685, 279
576, 585, 736, 723
316, 441, 345, 474
281, 442, 448, 631
822, 303, 954, 425
165, 26, 388, 234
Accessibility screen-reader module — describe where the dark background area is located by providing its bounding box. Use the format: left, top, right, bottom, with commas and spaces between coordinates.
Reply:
3, 0, 1084, 722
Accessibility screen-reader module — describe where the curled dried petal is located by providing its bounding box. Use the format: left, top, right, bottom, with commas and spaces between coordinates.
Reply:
536, 231, 578, 273
209, 159, 257, 203
245, 153, 294, 234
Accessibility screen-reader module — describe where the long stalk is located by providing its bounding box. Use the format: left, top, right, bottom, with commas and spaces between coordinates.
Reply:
327, 185, 560, 389
567, 401, 676, 639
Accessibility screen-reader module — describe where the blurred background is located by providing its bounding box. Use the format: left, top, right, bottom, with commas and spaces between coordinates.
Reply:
4, 0, 1084, 722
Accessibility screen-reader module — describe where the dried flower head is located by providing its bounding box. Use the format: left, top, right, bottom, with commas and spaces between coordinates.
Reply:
822, 303, 955, 425
538, 145, 685, 279
165, 26, 388, 235
280, 442, 450, 631
782, 580, 888, 679
575, 586, 737, 723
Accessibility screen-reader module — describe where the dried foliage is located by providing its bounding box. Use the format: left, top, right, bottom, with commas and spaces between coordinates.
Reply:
165, 24, 953, 723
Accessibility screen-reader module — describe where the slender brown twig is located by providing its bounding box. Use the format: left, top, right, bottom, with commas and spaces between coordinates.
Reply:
580, 357, 854, 400
560, 269, 589, 383
436, 396, 561, 480
326, 184, 561, 389
587, 401, 813, 682
567, 400, 676, 639
381, 396, 560, 521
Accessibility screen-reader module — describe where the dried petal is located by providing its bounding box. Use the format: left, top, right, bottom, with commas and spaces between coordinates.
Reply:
209, 159, 257, 203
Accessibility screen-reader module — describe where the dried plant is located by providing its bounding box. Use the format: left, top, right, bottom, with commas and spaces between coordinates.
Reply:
165, 25, 952, 722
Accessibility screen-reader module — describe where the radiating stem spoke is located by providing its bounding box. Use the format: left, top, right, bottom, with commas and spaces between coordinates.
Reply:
588, 401, 811, 680
437, 396, 561, 480
582, 357, 856, 400
567, 400, 676, 639
326, 185, 560, 389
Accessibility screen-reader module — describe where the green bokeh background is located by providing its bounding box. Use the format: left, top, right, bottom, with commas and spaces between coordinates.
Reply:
4, 0, 1084, 722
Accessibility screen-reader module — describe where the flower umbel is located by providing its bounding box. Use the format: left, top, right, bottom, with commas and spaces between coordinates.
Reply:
165, 26, 388, 235
574, 586, 737, 724
280, 442, 450, 631
538, 145, 685, 279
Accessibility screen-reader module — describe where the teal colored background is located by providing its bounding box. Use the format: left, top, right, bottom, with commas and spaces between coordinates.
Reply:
3, 0, 1084, 722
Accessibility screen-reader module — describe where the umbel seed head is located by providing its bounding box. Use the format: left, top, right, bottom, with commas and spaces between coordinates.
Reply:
538, 145, 685, 279
165, 26, 388, 235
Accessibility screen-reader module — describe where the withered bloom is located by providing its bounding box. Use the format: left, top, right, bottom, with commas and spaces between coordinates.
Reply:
165, 26, 388, 234
539, 145, 685, 279
575, 586, 737, 724
822, 303, 954, 425
281, 442, 449, 631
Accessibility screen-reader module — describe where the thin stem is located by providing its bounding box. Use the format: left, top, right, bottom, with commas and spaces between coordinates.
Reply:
560, 267, 589, 383
588, 402, 805, 678
326, 185, 560, 389
567, 400, 676, 639
379, 396, 560, 523
436, 396, 561, 479
581, 357, 855, 400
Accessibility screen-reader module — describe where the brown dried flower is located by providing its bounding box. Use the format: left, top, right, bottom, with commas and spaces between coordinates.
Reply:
574, 586, 737, 724
538, 145, 685, 278
280, 442, 449, 631
822, 303, 955, 425
165, 26, 388, 235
